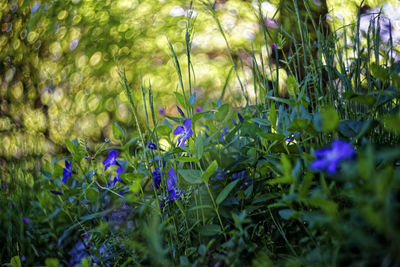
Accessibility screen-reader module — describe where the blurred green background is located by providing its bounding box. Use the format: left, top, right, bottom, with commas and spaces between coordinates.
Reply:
0, 0, 398, 161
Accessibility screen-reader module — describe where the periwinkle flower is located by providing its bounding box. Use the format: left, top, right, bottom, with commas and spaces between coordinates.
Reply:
153, 168, 162, 189
238, 113, 244, 123
310, 140, 356, 174
173, 118, 193, 147
159, 107, 165, 115
219, 127, 228, 142
177, 105, 185, 117
167, 168, 184, 201
103, 150, 118, 171
21, 256, 26, 262
272, 43, 277, 50
196, 106, 203, 113
62, 161, 72, 184
145, 142, 157, 150
23, 217, 29, 224
31, 2, 40, 13
107, 166, 124, 187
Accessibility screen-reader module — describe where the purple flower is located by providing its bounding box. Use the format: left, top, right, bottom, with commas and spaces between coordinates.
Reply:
107, 166, 124, 187
177, 105, 185, 117
50, 190, 63, 195
272, 43, 277, 50
153, 168, 162, 189
69, 39, 79, 51
238, 113, 244, 123
31, 2, 40, 13
145, 142, 157, 150
118, 190, 126, 195
21, 256, 26, 262
159, 108, 165, 115
167, 168, 184, 201
310, 140, 356, 174
196, 106, 203, 112
103, 150, 118, 171
219, 127, 228, 142
173, 118, 193, 147
62, 161, 72, 184
23, 217, 29, 224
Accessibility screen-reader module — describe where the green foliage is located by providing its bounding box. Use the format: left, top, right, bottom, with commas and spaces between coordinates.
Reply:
1, 0, 400, 266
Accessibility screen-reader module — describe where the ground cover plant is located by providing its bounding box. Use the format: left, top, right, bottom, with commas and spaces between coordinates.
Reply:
1, 0, 400, 266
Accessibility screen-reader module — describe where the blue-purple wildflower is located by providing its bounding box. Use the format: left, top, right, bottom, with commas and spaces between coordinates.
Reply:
167, 168, 184, 201
219, 127, 228, 142
177, 105, 185, 117
145, 142, 157, 150
62, 161, 72, 184
103, 150, 118, 171
159, 107, 165, 115
107, 166, 124, 187
310, 140, 356, 174
238, 113, 244, 123
173, 118, 193, 147
196, 106, 203, 113
153, 168, 162, 189
23, 217, 29, 224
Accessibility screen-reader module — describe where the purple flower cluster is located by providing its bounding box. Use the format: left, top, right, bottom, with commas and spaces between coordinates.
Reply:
166, 168, 184, 201
310, 140, 356, 174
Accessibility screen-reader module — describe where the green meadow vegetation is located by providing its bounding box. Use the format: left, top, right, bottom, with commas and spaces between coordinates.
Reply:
1, 0, 400, 266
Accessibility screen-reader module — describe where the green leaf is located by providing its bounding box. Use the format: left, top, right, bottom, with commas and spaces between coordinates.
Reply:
371, 63, 389, 81
214, 103, 229, 122
45, 258, 60, 267
112, 122, 125, 140
202, 160, 218, 183
174, 92, 188, 109
342, 92, 377, 107
10, 256, 21, 267
322, 106, 339, 132
287, 75, 298, 97
175, 157, 199, 163
178, 169, 202, 184
196, 224, 222, 236
259, 133, 285, 141
278, 209, 294, 220
216, 179, 240, 205
195, 133, 205, 160
157, 124, 172, 136
65, 139, 74, 154
382, 114, 400, 135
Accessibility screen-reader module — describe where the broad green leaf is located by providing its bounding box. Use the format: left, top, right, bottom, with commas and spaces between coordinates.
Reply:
342, 92, 376, 107
202, 160, 218, 183
382, 114, 400, 135
287, 75, 298, 97
278, 209, 294, 220
175, 157, 199, 163
259, 133, 285, 141
10, 256, 21, 267
322, 106, 339, 132
112, 122, 125, 140
157, 124, 172, 136
45, 258, 60, 267
269, 103, 277, 130
196, 224, 222, 236
214, 103, 229, 122
371, 63, 389, 81
65, 139, 74, 154
216, 179, 240, 205
178, 169, 202, 184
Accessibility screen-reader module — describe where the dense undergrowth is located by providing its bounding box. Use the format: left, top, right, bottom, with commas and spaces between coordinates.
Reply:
1, 1, 400, 266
